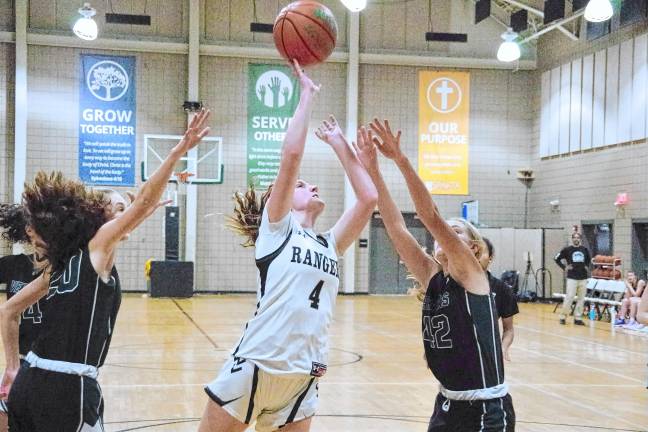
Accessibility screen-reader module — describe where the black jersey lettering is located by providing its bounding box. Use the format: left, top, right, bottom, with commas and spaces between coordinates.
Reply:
303, 249, 312, 266
289, 246, 340, 280
322, 256, 329, 273
291, 247, 302, 263
313, 252, 322, 269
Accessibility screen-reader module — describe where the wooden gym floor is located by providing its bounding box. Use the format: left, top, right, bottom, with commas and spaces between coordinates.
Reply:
6, 294, 648, 431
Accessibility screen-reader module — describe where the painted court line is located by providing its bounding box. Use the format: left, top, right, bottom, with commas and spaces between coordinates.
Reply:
514, 345, 644, 384
508, 376, 648, 431
516, 324, 648, 356
101, 381, 645, 389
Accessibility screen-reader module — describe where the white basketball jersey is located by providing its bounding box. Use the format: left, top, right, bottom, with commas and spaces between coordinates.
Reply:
233, 208, 340, 377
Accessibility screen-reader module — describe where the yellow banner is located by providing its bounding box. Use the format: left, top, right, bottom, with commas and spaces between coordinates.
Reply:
418, 71, 470, 195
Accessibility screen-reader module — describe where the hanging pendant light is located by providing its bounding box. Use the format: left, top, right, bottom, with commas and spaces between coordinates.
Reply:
497, 28, 521, 63
584, 0, 613, 23
73, 3, 98, 40
340, 0, 367, 12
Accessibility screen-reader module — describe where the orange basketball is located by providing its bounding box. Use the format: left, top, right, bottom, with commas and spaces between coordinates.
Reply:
273, 1, 338, 67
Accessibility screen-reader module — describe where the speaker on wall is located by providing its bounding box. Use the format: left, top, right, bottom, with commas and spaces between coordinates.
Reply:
511, 9, 529, 32
475, 0, 491, 24
544, 0, 566, 24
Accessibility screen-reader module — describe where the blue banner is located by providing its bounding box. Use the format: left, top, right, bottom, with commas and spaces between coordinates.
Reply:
79, 54, 136, 186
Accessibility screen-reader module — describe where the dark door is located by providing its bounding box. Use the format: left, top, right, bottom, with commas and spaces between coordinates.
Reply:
581, 221, 614, 256
632, 220, 648, 281
369, 212, 433, 294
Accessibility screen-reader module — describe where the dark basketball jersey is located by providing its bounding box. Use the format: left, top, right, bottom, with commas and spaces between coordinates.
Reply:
488, 272, 519, 319
32, 247, 121, 367
422, 272, 504, 391
0, 254, 43, 356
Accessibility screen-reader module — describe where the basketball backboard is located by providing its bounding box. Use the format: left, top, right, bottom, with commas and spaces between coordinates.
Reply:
142, 134, 224, 184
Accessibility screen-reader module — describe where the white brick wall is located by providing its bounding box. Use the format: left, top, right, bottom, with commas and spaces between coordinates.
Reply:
9, 3, 628, 292
196, 57, 348, 292
22, 46, 186, 291
531, 26, 648, 270
0, 47, 536, 292
0, 0, 12, 32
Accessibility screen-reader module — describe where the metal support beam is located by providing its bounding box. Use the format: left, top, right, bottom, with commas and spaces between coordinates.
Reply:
12, 1, 27, 254
499, 0, 579, 40
521, 9, 584, 43
342, 11, 360, 294
185, 0, 199, 267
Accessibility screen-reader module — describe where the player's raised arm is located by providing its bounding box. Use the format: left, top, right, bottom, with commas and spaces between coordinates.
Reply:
265, 60, 320, 223
89, 108, 210, 276
353, 125, 437, 288
314, 117, 377, 254
369, 119, 487, 295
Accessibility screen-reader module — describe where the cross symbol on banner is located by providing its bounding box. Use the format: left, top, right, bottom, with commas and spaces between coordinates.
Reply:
435, 80, 454, 111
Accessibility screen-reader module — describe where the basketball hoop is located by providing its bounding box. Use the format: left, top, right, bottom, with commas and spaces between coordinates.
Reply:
174, 171, 194, 195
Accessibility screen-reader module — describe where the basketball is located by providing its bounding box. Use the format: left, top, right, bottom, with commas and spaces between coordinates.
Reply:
273, 1, 338, 67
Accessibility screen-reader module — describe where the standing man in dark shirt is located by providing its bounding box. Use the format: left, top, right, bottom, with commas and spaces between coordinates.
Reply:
481, 238, 519, 361
554, 231, 591, 326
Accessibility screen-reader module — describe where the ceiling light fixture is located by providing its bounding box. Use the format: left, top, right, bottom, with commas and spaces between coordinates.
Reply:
73, 3, 98, 40
340, 0, 367, 12
584, 0, 613, 23
497, 28, 521, 62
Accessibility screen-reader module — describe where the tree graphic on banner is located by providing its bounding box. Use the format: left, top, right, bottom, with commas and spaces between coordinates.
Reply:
90, 66, 127, 100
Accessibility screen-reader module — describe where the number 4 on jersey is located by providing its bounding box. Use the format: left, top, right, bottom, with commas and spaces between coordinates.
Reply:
309, 280, 324, 309
22, 302, 42, 323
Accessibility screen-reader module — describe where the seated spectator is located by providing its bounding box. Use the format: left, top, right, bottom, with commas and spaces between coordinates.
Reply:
637, 279, 648, 328
615, 271, 645, 329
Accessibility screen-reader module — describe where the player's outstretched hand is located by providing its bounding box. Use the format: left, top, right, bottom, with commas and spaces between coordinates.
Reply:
369, 118, 404, 162
315, 115, 345, 148
175, 108, 211, 154
352, 126, 379, 175
126, 191, 172, 218
290, 59, 321, 95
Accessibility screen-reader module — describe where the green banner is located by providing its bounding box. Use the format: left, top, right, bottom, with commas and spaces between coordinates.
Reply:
247, 63, 300, 189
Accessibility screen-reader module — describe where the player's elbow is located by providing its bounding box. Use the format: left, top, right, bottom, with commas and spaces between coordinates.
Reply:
358, 189, 378, 208
0, 304, 15, 325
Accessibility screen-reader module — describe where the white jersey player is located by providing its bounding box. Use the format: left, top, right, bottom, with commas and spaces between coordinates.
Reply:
199, 61, 378, 432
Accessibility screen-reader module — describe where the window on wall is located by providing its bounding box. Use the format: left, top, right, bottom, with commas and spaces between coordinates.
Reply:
540, 32, 646, 158
620, 0, 648, 27
586, 0, 648, 40
586, 20, 611, 40
582, 222, 614, 256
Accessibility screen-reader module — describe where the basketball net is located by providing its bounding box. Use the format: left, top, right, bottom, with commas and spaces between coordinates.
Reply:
174, 172, 195, 196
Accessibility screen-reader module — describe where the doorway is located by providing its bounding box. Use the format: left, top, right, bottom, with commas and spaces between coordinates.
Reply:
369, 212, 433, 294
